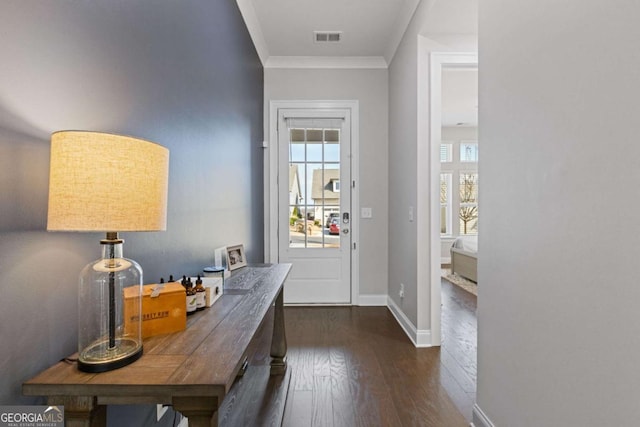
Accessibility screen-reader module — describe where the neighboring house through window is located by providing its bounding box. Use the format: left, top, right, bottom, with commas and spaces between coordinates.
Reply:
311, 169, 340, 223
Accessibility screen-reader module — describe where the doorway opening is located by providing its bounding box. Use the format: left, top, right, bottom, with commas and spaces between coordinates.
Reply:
417, 51, 477, 346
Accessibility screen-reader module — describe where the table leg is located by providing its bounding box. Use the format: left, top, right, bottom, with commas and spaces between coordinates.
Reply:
270, 287, 287, 375
173, 396, 219, 427
47, 396, 106, 427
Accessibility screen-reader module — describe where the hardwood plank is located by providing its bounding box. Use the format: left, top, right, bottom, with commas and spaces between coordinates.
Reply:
287, 310, 315, 392
328, 347, 356, 427
282, 389, 312, 427
313, 309, 331, 377
440, 346, 476, 394
311, 375, 333, 427
290, 341, 314, 391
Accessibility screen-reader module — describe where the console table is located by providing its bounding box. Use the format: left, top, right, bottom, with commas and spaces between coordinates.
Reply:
23, 263, 291, 427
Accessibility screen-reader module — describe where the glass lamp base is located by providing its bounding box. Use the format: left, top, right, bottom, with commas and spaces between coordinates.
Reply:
78, 338, 143, 373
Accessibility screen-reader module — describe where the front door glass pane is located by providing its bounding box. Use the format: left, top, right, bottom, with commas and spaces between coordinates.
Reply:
288, 128, 341, 248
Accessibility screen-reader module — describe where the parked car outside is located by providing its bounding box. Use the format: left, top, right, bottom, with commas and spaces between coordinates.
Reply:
325, 212, 340, 228
329, 218, 340, 235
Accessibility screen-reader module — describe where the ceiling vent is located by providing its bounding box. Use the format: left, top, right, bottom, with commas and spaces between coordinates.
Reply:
314, 31, 342, 43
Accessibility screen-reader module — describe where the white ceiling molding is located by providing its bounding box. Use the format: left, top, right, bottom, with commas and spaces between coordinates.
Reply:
265, 56, 388, 69
384, 0, 422, 63
235, 0, 269, 65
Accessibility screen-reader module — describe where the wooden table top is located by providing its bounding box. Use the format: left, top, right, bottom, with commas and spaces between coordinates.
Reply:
23, 263, 291, 402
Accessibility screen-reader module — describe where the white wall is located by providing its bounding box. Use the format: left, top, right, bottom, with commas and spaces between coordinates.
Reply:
264, 68, 389, 298
477, 1, 640, 425
388, 0, 476, 329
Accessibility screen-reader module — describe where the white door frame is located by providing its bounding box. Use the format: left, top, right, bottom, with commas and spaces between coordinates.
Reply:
419, 51, 477, 346
265, 100, 360, 305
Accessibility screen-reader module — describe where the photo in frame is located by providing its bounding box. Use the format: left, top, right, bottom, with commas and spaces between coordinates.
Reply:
226, 244, 247, 271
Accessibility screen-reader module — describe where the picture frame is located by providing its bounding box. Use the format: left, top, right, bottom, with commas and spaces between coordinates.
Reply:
226, 244, 247, 271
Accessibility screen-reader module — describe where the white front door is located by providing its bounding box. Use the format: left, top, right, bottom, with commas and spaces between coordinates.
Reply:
277, 108, 352, 304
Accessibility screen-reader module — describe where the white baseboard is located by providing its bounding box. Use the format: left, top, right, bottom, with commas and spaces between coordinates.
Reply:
357, 294, 388, 306
386, 296, 432, 347
472, 404, 495, 427
441, 257, 451, 264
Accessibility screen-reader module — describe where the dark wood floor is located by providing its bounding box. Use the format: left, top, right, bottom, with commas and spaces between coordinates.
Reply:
279, 280, 477, 427
439, 278, 478, 420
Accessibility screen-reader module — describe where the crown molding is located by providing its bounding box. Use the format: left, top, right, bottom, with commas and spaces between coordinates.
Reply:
265, 56, 388, 69
235, 0, 269, 65
384, 0, 422, 63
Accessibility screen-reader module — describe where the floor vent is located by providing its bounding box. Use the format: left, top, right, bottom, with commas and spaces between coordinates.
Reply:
314, 31, 342, 43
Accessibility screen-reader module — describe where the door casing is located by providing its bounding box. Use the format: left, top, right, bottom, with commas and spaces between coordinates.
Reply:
266, 100, 360, 305
421, 51, 478, 346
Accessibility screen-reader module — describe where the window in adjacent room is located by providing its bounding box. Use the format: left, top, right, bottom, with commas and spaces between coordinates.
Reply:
441, 140, 478, 236
460, 142, 478, 162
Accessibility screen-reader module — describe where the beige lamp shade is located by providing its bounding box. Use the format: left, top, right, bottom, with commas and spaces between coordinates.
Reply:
47, 131, 169, 232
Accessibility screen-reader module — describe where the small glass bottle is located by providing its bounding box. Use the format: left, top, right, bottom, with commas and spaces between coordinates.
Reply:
185, 279, 197, 315
194, 275, 206, 311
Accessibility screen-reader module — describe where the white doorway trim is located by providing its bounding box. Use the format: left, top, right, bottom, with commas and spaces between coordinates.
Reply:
418, 49, 477, 346
266, 100, 360, 305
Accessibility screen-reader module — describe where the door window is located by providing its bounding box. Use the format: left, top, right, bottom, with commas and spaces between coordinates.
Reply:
288, 127, 341, 248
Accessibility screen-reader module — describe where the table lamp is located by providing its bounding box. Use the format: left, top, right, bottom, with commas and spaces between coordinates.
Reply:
47, 131, 169, 373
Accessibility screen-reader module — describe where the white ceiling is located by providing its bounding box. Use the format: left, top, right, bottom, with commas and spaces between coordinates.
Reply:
253, 0, 414, 58
237, 0, 420, 66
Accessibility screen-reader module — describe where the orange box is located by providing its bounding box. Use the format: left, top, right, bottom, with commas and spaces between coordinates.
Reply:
124, 282, 186, 338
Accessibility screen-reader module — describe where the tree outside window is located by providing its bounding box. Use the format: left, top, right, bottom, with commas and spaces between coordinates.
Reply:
459, 173, 478, 234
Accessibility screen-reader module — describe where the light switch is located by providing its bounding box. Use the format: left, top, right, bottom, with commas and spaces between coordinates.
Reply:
409, 206, 414, 222
361, 207, 372, 218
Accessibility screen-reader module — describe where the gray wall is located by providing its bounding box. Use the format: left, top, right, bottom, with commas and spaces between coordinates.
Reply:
477, 1, 640, 425
388, 0, 476, 329
264, 67, 389, 298
0, 1, 263, 425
